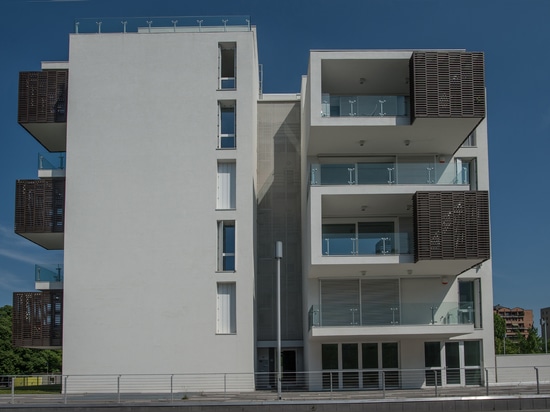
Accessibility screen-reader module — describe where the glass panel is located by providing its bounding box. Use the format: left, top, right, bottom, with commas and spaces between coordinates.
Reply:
459, 281, 475, 325
424, 342, 441, 386
396, 156, 436, 184
322, 344, 338, 390
357, 162, 395, 184
320, 164, 355, 185
357, 222, 394, 255
464, 341, 482, 385
362, 343, 379, 388
220, 106, 236, 148
342, 344, 359, 388
445, 342, 460, 384
382, 342, 399, 388
322, 224, 356, 256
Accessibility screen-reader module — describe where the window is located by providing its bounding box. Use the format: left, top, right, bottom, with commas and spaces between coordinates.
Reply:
462, 132, 476, 147
218, 221, 235, 271
218, 101, 236, 149
459, 279, 482, 328
218, 42, 236, 89
216, 283, 236, 334
217, 161, 236, 209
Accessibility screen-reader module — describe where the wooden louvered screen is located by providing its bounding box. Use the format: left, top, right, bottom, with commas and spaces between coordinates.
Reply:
413, 191, 490, 262
411, 51, 485, 119
18, 70, 68, 123
12, 290, 63, 348
15, 178, 65, 233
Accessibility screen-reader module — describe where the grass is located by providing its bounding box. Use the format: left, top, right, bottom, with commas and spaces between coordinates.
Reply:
0, 384, 61, 394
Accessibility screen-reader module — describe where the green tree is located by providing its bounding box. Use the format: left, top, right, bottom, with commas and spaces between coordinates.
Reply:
0, 305, 62, 375
494, 313, 506, 354
519, 326, 543, 354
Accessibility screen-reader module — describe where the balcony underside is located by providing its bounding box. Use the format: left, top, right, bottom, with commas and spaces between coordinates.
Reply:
308, 116, 481, 157
310, 324, 474, 339
309, 258, 483, 278
20, 122, 67, 152
16, 232, 64, 250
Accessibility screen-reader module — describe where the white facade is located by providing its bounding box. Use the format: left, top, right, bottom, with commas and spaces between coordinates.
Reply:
62, 28, 259, 381
15, 20, 494, 392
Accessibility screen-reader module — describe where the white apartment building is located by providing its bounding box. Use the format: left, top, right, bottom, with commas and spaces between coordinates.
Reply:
12, 16, 494, 391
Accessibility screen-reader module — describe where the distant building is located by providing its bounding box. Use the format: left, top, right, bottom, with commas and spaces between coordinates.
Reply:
541, 307, 550, 340
494, 305, 533, 339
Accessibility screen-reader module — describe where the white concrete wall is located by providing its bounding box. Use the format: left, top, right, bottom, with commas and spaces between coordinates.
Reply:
63, 29, 258, 382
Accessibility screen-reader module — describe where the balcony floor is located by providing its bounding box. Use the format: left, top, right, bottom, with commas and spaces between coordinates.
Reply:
310, 324, 474, 340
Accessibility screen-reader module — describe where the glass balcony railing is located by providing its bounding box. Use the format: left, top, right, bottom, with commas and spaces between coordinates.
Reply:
310, 160, 471, 186
321, 94, 409, 117
309, 301, 475, 330
322, 232, 412, 256
35, 264, 63, 282
38, 153, 65, 171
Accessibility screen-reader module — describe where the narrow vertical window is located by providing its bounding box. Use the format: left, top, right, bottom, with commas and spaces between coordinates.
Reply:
216, 282, 236, 334
218, 221, 235, 271
218, 42, 236, 89
216, 161, 236, 209
218, 101, 236, 149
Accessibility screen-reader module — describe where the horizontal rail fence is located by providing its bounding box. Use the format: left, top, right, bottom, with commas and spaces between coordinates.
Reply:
1, 366, 550, 405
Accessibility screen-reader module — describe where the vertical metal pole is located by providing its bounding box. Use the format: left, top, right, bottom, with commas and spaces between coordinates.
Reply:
329, 372, 333, 399
382, 371, 386, 398
485, 368, 489, 396
64, 376, 68, 404
224, 373, 227, 394
170, 375, 173, 403
275, 241, 283, 401
535, 367, 540, 395
10, 377, 14, 404
117, 375, 121, 403
434, 370, 438, 397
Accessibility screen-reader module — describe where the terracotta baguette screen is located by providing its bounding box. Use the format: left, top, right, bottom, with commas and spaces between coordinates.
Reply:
12, 290, 63, 348
414, 191, 490, 262
411, 51, 485, 119
15, 178, 65, 234
18, 70, 68, 123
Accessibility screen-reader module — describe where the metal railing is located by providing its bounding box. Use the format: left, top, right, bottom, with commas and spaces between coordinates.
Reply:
74, 16, 251, 34
321, 95, 409, 117
35, 264, 63, 282
310, 160, 470, 186
1, 367, 550, 405
308, 302, 474, 329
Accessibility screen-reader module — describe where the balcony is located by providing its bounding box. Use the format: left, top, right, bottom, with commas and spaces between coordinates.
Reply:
18, 71, 68, 152
12, 290, 63, 349
307, 51, 485, 156
35, 264, 63, 290
308, 302, 475, 339
310, 157, 472, 187
307, 190, 489, 277
38, 152, 66, 178
15, 178, 65, 250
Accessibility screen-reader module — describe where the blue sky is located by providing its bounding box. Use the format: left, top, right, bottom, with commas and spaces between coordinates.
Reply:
1, 0, 550, 328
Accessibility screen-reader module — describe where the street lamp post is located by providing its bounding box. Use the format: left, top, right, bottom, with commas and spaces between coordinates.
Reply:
275, 241, 283, 400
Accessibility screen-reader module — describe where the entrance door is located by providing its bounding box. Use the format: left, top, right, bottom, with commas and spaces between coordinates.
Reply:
281, 350, 297, 384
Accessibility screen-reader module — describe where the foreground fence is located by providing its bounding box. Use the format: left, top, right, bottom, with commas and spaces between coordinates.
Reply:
1, 366, 550, 405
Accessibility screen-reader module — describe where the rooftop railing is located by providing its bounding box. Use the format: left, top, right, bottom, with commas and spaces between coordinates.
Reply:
74, 16, 251, 34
